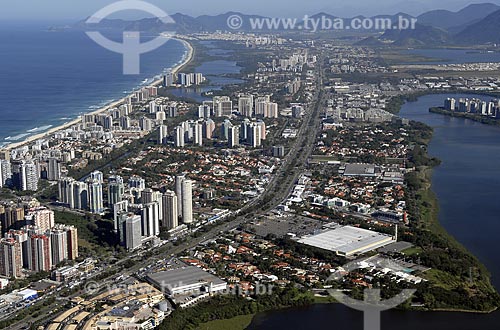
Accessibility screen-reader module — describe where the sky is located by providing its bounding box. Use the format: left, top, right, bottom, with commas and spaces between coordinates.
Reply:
2, 0, 499, 21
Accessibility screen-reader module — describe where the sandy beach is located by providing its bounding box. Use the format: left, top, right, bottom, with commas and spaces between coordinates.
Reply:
1, 37, 194, 153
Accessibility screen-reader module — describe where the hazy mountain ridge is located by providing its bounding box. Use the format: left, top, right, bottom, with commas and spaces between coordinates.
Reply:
381, 24, 451, 46
417, 3, 500, 30
454, 9, 500, 44
72, 3, 500, 46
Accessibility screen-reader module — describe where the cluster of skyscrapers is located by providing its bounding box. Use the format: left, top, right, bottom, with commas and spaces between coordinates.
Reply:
172, 120, 209, 147
81, 86, 163, 133
221, 119, 267, 148
0, 154, 66, 192
163, 72, 206, 87
115, 175, 193, 251
444, 97, 500, 117
0, 207, 78, 278
238, 95, 279, 118
58, 170, 105, 214
198, 95, 279, 119
148, 100, 179, 118
58, 172, 194, 251
169, 117, 267, 149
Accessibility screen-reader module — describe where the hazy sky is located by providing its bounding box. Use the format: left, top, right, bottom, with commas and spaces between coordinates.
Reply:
2, 0, 499, 21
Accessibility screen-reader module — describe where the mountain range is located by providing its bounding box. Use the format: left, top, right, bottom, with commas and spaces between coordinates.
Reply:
73, 3, 500, 46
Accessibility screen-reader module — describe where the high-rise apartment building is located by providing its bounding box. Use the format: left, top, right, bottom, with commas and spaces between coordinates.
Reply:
181, 179, 194, 224
238, 96, 254, 118
47, 158, 61, 181
108, 175, 125, 206
12, 160, 38, 191
87, 179, 104, 214
141, 202, 160, 238
162, 191, 178, 230
27, 234, 52, 272
0, 238, 23, 278
228, 126, 240, 148
122, 214, 142, 251
175, 175, 186, 218
31, 208, 55, 232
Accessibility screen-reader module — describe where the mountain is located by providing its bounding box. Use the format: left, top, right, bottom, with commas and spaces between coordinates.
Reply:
454, 9, 500, 44
74, 17, 176, 33
72, 3, 500, 46
417, 3, 500, 30
184, 12, 269, 32
307, 12, 338, 20
75, 11, 419, 34
355, 36, 385, 46
381, 24, 451, 46
76, 12, 269, 33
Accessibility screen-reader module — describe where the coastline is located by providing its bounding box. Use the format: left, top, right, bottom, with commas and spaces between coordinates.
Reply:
0, 37, 194, 153
429, 107, 500, 127
397, 93, 499, 307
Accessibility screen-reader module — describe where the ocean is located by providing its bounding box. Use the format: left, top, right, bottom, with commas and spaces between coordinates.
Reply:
0, 22, 188, 147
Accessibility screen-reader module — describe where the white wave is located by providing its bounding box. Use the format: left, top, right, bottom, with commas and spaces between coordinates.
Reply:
27, 125, 52, 133
5, 133, 31, 141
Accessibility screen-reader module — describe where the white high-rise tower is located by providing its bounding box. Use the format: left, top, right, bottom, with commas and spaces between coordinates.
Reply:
181, 179, 193, 224
175, 175, 185, 218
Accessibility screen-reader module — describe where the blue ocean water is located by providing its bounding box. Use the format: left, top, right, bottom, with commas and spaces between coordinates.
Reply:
0, 23, 188, 147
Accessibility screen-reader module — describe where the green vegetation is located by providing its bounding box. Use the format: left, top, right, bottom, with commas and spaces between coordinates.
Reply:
407, 145, 441, 167
159, 286, 314, 330
195, 314, 255, 330
0, 297, 56, 328
53, 210, 121, 258
402, 131, 500, 312
402, 246, 423, 256
386, 91, 500, 116
0, 271, 50, 296
430, 107, 500, 127
67, 133, 151, 181
377, 49, 444, 66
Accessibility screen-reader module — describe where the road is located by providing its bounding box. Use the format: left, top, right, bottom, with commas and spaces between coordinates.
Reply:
6, 55, 326, 330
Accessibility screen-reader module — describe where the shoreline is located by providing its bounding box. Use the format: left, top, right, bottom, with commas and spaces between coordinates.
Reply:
397, 93, 499, 300
429, 107, 500, 127
0, 37, 194, 153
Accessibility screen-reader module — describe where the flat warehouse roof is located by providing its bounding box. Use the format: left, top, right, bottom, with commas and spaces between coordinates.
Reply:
298, 225, 393, 255
343, 163, 377, 176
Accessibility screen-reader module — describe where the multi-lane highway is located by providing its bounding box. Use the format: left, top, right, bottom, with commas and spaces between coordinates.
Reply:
6, 55, 326, 330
